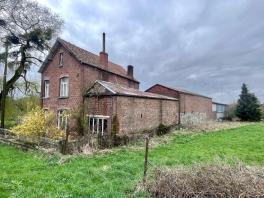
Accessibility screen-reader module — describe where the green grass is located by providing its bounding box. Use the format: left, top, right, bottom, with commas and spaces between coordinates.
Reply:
0, 123, 264, 197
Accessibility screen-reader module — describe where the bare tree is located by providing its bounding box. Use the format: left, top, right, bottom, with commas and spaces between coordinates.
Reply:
0, 0, 63, 127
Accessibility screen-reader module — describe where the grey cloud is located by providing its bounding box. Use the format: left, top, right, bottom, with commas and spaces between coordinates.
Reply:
42, 0, 264, 104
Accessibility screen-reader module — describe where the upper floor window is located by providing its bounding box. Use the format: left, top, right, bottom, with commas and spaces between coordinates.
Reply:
59, 52, 64, 66
44, 80, 50, 98
60, 77, 69, 98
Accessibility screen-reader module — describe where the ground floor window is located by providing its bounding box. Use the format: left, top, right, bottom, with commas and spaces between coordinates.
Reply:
58, 109, 68, 130
88, 115, 109, 135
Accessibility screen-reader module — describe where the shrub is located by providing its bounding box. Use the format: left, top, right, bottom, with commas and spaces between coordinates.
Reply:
156, 124, 169, 136
147, 161, 264, 198
4, 120, 17, 129
70, 106, 86, 136
11, 107, 65, 140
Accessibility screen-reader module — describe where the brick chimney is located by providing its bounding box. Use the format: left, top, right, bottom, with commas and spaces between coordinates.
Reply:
127, 65, 133, 78
99, 32, 108, 70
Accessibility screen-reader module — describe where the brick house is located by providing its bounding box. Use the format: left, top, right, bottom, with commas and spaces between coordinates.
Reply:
146, 84, 213, 124
84, 81, 179, 135
39, 34, 139, 129
39, 33, 217, 138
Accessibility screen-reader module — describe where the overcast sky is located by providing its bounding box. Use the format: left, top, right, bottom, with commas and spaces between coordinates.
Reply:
35, 0, 264, 104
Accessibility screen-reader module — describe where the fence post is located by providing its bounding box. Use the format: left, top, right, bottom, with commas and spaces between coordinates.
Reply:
143, 135, 149, 185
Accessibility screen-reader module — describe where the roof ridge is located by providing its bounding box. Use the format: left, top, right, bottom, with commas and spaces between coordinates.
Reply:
148, 84, 211, 99
98, 80, 178, 100
58, 37, 99, 58
58, 38, 126, 66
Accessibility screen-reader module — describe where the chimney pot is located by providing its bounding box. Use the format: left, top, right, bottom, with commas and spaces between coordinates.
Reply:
127, 65, 133, 77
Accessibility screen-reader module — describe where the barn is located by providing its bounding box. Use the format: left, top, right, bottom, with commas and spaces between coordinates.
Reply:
146, 84, 214, 124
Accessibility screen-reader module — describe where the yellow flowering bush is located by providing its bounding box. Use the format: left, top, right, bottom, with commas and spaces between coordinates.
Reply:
11, 107, 65, 140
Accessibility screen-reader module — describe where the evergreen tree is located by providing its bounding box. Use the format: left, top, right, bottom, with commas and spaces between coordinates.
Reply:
236, 84, 261, 121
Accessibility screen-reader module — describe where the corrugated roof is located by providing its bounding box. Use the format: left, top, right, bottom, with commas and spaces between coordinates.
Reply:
39, 38, 139, 83
146, 84, 212, 99
86, 80, 178, 101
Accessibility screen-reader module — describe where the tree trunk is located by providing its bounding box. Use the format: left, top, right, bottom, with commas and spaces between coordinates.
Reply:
0, 42, 8, 128
0, 44, 27, 128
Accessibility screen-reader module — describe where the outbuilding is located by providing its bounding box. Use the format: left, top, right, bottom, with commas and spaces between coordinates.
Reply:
84, 81, 179, 136
146, 84, 213, 124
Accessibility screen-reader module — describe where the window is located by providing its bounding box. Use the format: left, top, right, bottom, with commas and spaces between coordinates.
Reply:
216, 105, 225, 113
44, 80, 50, 98
60, 77, 69, 98
57, 109, 68, 130
59, 52, 64, 66
212, 104, 216, 112
88, 115, 109, 135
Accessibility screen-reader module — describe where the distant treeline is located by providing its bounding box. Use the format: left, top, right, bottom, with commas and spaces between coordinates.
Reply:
4, 95, 40, 128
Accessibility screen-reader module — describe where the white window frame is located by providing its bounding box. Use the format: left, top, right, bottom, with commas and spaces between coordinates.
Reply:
60, 77, 69, 98
59, 52, 64, 66
57, 109, 68, 130
44, 80, 50, 98
88, 115, 109, 135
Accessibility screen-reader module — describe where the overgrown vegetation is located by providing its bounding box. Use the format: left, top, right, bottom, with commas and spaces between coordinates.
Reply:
0, 123, 263, 197
70, 105, 86, 136
156, 124, 169, 136
225, 102, 237, 121
11, 107, 65, 140
4, 95, 40, 128
147, 160, 264, 198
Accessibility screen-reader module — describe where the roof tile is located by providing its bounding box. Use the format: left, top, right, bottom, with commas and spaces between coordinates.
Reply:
58, 38, 138, 82
87, 80, 178, 101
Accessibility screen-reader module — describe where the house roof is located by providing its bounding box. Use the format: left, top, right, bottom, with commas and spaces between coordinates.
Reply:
39, 38, 139, 83
145, 84, 212, 99
85, 80, 178, 101
213, 102, 228, 106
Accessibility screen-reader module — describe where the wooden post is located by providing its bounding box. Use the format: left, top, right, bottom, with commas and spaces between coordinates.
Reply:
62, 120, 69, 155
143, 136, 149, 185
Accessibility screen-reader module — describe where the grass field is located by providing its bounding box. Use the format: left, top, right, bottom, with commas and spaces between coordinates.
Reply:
0, 123, 263, 197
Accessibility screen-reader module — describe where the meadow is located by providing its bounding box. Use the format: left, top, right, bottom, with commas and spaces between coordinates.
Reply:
0, 123, 263, 197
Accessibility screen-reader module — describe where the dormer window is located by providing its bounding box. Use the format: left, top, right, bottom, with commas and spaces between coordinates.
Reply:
59, 52, 64, 66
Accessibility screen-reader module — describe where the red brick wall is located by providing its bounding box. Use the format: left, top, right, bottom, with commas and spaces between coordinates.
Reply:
146, 85, 213, 120
41, 44, 139, 114
85, 96, 113, 116
114, 96, 178, 135
84, 96, 179, 135
84, 96, 114, 134
180, 94, 213, 119
146, 85, 179, 98
42, 45, 83, 112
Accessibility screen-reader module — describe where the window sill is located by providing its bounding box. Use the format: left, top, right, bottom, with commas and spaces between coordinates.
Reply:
59, 96, 69, 99
42, 97, 50, 99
